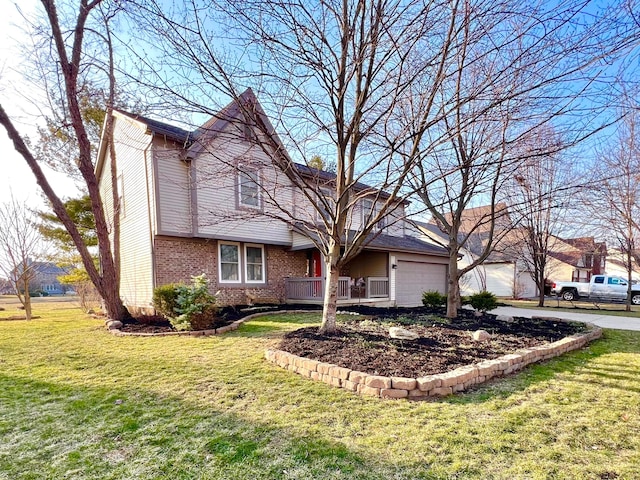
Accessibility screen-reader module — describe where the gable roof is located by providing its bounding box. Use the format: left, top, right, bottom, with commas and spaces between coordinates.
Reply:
104, 89, 403, 203
437, 203, 511, 234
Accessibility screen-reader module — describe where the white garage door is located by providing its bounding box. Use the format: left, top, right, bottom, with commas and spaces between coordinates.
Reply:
396, 261, 447, 307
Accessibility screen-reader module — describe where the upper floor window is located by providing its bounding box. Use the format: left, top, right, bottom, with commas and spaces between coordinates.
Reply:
362, 198, 385, 231
317, 188, 334, 223
238, 169, 260, 208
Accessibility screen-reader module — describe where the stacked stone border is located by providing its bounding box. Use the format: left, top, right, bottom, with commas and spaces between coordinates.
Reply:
265, 318, 603, 400
106, 309, 313, 337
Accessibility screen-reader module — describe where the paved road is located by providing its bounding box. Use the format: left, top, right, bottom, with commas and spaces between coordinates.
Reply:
493, 306, 640, 331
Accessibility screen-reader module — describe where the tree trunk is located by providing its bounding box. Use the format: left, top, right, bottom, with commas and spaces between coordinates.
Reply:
319, 242, 341, 334
446, 254, 460, 318
24, 291, 32, 321
21, 278, 32, 321
537, 281, 545, 307
626, 265, 633, 312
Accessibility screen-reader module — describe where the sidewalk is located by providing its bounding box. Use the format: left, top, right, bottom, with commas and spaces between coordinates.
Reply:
493, 306, 640, 331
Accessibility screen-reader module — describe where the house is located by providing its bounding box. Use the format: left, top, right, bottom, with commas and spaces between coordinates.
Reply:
599, 247, 639, 281
9, 261, 68, 295
30, 262, 69, 295
96, 89, 449, 313
416, 205, 607, 298
416, 220, 537, 298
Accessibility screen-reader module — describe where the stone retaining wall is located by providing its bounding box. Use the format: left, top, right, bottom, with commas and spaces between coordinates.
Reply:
265, 321, 602, 400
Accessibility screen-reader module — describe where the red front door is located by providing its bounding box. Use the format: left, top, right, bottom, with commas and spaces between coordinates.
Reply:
312, 250, 322, 277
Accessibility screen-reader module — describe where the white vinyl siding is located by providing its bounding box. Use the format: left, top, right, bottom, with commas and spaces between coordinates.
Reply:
99, 114, 156, 310
193, 132, 293, 244
155, 145, 192, 234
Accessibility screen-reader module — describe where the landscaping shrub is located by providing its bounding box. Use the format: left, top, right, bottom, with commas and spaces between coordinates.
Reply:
154, 274, 217, 331
152, 283, 182, 318
422, 290, 446, 308
469, 290, 498, 312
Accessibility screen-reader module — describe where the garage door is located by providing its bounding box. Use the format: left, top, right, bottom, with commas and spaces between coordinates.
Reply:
396, 261, 447, 307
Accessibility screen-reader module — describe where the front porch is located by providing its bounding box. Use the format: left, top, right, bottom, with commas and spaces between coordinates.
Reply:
284, 276, 391, 306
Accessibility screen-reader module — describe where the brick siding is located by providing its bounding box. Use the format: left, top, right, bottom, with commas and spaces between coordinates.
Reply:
154, 236, 308, 306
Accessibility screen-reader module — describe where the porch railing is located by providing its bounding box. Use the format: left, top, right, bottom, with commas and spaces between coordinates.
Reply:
367, 277, 389, 298
285, 276, 389, 301
285, 277, 323, 300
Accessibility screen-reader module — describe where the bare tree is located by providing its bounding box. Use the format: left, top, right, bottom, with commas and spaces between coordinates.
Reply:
125, 0, 483, 333
0, 197, 46, 320
586, 101, 640, 310
413, 0, 639, 317
504, 129, 575, 307
0, 0, 129, 320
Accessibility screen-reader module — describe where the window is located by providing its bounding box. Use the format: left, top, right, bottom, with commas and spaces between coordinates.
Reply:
317, 188, 333, 222
593, 276, 604, 284
219, 242, 266, 284
362, 198, 385, 231
608, 277, 627, 285
238, 170, 260, 208
245, 245, 265, 282
219, 243, 241, 283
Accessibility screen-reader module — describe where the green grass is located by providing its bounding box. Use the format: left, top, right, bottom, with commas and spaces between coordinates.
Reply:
503, 298, 640, 317
1, 299, 640, 479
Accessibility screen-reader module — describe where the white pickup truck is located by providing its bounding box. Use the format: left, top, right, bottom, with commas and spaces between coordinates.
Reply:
550, 275, 640, 304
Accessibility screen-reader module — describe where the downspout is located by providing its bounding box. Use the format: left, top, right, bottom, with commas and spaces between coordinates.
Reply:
143, 134, 155, 307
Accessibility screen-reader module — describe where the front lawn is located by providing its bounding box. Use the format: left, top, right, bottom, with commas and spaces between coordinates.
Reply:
1, 300, 639, 479
504, 298, 640, 317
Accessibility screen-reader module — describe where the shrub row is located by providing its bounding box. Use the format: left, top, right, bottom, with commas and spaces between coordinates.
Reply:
422, 290, 498, 312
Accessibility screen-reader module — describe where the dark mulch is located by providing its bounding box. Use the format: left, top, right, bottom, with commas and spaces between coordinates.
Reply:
278, 308, 588, 378
118, 303, 323, 333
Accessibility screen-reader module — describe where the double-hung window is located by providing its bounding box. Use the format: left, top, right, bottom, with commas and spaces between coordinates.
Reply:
238, 169, 260, 208
219, 242, 265, 284
219, 242, 241, 283
245, 244, 265, 283
362, 198, 385, 231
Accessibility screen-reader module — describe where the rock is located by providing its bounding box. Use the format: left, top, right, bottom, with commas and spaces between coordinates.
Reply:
106, 320, 123, 330
472, 330, 491, 341
87, 308, 95, 315
496, 314, 514, 322
389, 326, 419, 340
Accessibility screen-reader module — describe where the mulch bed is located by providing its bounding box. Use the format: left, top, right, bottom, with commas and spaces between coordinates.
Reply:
118, 304, 322, 334
118, 304, 588, 379
278, 308, 587, 378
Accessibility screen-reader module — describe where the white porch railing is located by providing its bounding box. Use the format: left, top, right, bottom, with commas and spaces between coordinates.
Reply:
285, 276, 389, 301
367, 277, 389, 298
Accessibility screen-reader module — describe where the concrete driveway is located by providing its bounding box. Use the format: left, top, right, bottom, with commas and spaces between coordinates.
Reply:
493, 306, 640, 331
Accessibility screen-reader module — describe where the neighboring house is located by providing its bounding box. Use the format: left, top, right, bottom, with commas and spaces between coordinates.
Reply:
602, 247, 640, 281
416, 205, 607, 298
96, 89, 449, 313
0, 278, 13, 294
30, 262, 69, 294
10, 261, 68, 295
416, 220, 537, 298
